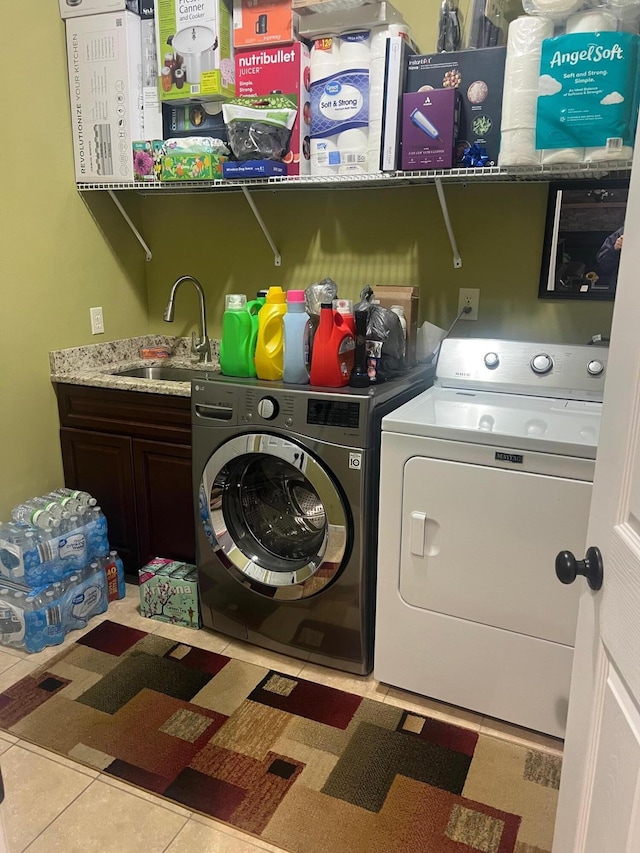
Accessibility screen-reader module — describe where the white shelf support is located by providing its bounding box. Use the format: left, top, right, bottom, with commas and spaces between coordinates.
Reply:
107, 190, 153, 262
434, 178, 462, 269
241, 186, 282, 266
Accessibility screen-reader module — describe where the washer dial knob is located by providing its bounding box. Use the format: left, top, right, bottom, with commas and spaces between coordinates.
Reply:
257, 397, 279, 420
587, 359, 605, 376
531, 353, 553, 375
484, 352, 500, 369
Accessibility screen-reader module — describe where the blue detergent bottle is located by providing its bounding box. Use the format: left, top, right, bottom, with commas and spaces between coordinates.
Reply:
283, 289, 311, 385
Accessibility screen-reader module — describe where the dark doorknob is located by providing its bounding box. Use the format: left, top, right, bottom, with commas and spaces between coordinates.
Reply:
555, 546, 604, 591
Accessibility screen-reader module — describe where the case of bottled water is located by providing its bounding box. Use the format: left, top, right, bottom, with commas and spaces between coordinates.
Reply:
0, 562, 108, 653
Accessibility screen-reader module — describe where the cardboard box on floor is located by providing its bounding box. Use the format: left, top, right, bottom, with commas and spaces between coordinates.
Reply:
372, 286, 420, 366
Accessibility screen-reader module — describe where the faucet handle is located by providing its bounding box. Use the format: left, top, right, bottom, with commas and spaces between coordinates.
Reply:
191, 331, 213, 364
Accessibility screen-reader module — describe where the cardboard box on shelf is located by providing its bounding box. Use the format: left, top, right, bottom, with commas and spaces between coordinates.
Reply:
155, 0, 234, 104
65, 11, 143, 183
235, 42, 311, 175
406, 46, 507, 167
372, 285, 420, 366
233, 0, 299, 49
401, 89, 460, 171
59, 0, 154, 18
162, 102, 229, 143
139, 558, 201, 629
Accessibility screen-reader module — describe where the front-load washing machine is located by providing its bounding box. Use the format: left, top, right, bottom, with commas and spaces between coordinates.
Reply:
192, 368, 432, 675
375, 338, 607, 737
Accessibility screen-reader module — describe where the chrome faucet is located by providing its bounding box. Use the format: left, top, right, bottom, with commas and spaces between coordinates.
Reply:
163, 275, 212, 364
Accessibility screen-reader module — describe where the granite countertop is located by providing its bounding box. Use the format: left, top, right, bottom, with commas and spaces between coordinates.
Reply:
49, 335, 221, 397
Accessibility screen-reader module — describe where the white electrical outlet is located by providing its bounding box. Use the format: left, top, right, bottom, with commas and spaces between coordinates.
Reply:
458, 288, 480, 321
90, 306, 104, 335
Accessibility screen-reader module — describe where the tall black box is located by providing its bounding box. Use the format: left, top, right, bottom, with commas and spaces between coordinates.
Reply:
406, 47, 506, 166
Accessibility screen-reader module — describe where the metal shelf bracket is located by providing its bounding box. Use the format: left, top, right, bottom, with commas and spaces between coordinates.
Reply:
107, 189, 153, 262
434, 178, 462, 269
241, 186, 282, 266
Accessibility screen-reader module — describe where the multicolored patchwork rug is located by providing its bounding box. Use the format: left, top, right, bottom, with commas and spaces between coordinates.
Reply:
0, 621, 560, 852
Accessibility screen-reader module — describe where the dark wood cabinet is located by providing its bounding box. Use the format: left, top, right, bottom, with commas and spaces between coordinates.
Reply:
56, 384, 194, 578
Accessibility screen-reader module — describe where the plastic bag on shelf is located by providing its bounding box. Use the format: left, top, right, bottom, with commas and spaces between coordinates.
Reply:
354, 286, 407, 380
222, 96, 297, 161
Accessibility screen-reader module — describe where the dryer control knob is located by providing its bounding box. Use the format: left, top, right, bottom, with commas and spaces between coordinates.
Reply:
531, 353, 553, 375
258, 397, 279, 420
484, 352, 499, 369
587, 359, 605, 376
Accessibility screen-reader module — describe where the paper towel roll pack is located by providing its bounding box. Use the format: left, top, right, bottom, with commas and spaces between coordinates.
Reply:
498, 15, 553, 166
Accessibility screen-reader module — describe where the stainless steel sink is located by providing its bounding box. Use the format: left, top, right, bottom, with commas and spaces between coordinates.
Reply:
112, 366, 217, 382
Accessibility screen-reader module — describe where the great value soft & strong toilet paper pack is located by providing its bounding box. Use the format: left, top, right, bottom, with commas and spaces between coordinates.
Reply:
310, 32, 371, 175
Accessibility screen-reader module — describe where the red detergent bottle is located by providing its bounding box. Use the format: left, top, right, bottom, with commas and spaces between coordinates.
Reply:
309, 303, 356, 387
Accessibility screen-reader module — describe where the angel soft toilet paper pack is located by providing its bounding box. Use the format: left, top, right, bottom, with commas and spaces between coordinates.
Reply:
536, 31, 640, 152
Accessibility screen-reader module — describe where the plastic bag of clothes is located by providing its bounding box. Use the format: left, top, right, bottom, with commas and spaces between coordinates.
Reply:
354, 286, 407, 381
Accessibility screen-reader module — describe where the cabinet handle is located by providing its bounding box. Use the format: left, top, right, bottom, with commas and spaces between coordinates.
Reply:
194, 404, 233, 421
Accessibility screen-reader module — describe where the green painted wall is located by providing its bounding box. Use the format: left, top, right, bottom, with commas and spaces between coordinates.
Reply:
0, 5, 150, 519
0, 0, 616, 522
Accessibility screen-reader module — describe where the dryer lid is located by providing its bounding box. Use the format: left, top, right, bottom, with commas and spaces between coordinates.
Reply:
381, 387, 602, 458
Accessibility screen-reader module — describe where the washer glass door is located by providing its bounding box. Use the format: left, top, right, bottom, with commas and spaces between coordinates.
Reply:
200, 433, 349, 598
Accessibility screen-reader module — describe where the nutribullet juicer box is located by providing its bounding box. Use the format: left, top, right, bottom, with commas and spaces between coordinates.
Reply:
405, 46, 506, 166
401, 89, 460, 171
235, 42, 311, 175
155, 0, 235, 103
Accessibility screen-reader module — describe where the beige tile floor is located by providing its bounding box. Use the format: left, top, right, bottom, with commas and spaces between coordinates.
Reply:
0, 586, 563, 852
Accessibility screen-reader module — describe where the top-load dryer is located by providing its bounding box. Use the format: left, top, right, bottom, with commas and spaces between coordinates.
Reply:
192, 367, 432, 675
375, 338, 607, 737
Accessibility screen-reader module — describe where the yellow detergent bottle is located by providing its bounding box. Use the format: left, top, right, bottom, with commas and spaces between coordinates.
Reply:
255, 287, 287, 380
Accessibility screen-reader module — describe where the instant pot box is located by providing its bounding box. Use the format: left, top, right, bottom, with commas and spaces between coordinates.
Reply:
66, 11, 143, 182
233, 0, 299, 48
139, 558, 201, 629
235, 42, 311, 174
155, 0, 234, 103
372, 285, 420, 366
406, 47, 506, 166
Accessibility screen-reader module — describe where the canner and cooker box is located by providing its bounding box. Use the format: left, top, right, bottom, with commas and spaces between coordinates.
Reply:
373, 285, 420, 366
233, 0, 299, 49
59, 0, 154, 18
235, 42, 311, 175
65, 11, 143, 182
155, 0, 234, 103
406, 46, 506, 166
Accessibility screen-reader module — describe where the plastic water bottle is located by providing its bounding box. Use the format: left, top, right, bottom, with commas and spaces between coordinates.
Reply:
61, 563, 108, 632
43, 493, 88, 517
11, 503, 61, 531
12, 498, 69, 524
85, 507, 110, 560
48, 488, 97, 508
283, 290, 311, 385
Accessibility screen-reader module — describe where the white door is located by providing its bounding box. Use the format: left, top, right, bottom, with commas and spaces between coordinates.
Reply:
552, 143, 640, 850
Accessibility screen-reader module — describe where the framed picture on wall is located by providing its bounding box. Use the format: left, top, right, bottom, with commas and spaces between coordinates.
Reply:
538, 180, 629, 301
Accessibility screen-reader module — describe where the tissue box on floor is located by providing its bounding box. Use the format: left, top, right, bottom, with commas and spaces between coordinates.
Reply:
139, 558, 200, 628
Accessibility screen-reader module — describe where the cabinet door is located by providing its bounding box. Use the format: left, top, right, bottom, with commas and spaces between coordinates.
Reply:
132, 439, 195, 568
60, 427, 139, 572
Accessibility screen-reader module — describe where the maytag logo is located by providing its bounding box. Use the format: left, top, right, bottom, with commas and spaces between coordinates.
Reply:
496, 452, 523, 464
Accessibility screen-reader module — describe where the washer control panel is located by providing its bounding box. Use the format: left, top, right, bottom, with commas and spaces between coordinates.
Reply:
437, 338, 609, 401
